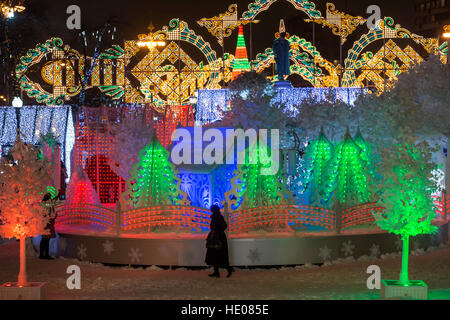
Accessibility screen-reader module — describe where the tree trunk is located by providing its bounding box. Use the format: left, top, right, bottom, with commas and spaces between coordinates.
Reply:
399, 235, 409, 285
17, 236, 27, 286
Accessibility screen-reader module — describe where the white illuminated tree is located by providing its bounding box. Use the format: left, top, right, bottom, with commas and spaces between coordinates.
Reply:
0, 133, 52, 286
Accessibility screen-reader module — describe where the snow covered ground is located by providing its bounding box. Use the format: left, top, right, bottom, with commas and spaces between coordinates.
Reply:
0, 240, 449, 300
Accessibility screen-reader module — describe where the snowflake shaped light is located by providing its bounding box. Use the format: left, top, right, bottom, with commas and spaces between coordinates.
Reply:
247, 248, 261, 263
318, 245, 332, 261
341, 241, 355, 257
129, 247, 143, 263
102, 240, 114, 255
77, 243, 87, 260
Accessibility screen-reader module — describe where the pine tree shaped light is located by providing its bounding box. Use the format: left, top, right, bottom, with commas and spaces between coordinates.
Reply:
232, 25, 251, 80
325, 128, 370, 207
124, 135, 188, 208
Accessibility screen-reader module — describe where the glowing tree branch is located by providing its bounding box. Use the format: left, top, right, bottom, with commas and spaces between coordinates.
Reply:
374, 141, 438, 285
0, 133, 51, 286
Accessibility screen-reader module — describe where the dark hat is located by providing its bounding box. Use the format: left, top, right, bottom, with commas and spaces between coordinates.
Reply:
210, 204, 221, 214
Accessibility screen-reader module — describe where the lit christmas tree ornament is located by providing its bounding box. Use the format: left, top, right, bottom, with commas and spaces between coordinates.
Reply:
325, 127, 370, 207
294, 127, 334, 206
231, 25, 251, 80
123, 134, 189, 208
238, 141, 287, 210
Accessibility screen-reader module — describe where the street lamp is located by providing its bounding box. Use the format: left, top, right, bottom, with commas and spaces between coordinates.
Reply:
12, 96, 22, 108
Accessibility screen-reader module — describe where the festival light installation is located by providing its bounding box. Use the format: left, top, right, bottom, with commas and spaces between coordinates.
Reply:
123, 135, 189, 208
232, 25, 251, 79
324, 128, 370, 207
373, 142, 438, 285
238, 142, 287, 211
0, 0, 25, 18
15, 1, 446, 106
0, 134, 51, 286
65, 167, 101, 205
296, 128, 334, 205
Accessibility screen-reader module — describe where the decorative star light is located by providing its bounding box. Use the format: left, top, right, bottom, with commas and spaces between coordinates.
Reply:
318, 245, 332, 261
77, 243, 87, 260
102, 240, 114, 255
369, 244, 380, 258
129, 247, 143, 263
341, 240, 355, 257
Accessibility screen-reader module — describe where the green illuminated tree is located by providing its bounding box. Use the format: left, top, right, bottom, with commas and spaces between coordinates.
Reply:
354, 127, 378, 180
239, 142, 287, 210
122, 135, 188, 208
374, 141, 438, 285
295, 128, 334, 206
324, 128, 371, 207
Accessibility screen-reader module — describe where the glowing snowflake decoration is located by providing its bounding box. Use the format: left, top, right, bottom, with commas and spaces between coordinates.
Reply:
318, 245, 332, 261
102, 240, 114, 255
129, 247, 143, 263
247, 248, 261, 263
77, 243, 87, 260
369, 244, 380, 258
341, 241, 355, 257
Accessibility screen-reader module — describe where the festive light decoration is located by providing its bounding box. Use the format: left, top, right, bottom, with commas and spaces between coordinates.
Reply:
16, 3, 443, 106
373, 142, 438, 285
65, 167, 101, 205
0, 106, 73, 173
342, 17, 441, 93
340, 202, 381, 229
0, 133, 51, 286
241, 0, 322, 21
73, 107, 125, 203
324, 128, 370, 207
56, 203, 116, 231
237, 142, 288, 212
0, 0, 25, 19
125, 19, 230, 108
123, 135, 189, 208
196, 87, 364, 124
295, 128, 333, 206
232, 25, 251, 79
197, 4, 255, 46
305, 2, 365, 44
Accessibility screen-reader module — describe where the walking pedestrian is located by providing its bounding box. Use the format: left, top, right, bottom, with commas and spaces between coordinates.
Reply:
205, 205, 233, 278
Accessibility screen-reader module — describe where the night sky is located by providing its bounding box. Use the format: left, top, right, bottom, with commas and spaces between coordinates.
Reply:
18, 0, 416, 61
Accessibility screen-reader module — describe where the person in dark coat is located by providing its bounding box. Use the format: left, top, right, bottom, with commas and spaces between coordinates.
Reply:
39, 192, 59, 259
205, 205, 233, 278
272, 32, 291, 81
